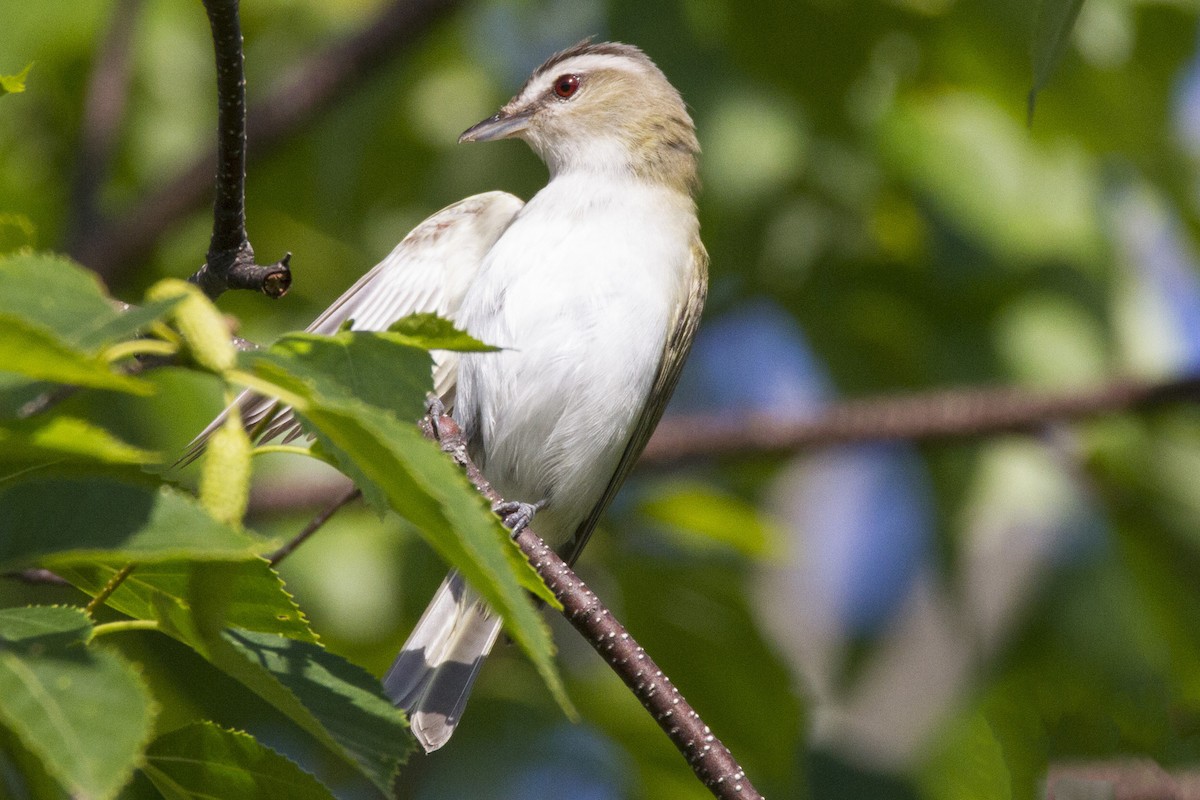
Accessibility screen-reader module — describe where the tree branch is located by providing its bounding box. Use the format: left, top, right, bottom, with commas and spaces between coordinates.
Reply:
70, 0, 461, 288
190, 0, 291, 300
419, 412, 764, 800
642, 373, 1200, 463
65, 0, 143, 255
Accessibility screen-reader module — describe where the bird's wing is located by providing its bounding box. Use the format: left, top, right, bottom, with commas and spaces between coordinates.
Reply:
181, 191, 524, 462
562, 237, 709, 565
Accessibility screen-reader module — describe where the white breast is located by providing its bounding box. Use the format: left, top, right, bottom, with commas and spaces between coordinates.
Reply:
453, 173, 697, 547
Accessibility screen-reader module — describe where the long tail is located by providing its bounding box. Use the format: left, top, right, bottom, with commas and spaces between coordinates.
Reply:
383, 572, 502, 752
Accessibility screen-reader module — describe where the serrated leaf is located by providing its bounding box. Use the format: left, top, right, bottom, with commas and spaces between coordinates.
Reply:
0, 476, 260, 572
0, 416, 160, 466
0, 313, 152, 395
56, 559, 317, 644
385, 313, 499, 352
0, 63, 31, 95
235, 333, 569, 717
1028, 0, 1087, 122
0, 606, 155, 800
140, 722, 336, 800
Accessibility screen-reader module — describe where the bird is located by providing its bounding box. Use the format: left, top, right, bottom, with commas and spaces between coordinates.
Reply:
192, 39, 706, 752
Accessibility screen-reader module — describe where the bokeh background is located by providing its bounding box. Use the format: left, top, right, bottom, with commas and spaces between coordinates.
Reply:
4, 0, 1200, 797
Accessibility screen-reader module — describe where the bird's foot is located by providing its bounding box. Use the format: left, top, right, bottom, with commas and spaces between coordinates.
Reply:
425, 393, 452, 440
492, 499, 544, 536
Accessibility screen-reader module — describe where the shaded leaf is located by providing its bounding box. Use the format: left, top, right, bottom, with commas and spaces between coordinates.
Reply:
0, 476, 260, 571
0, 606, 155, 800
140, 722, 336, 800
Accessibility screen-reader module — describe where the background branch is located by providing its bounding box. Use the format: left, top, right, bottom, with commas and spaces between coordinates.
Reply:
69, 0, 461, 288
419, 412, 764, 800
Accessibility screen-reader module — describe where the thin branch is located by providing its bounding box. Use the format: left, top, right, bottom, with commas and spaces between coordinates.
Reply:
65, 0, 143, 255
2, 569, 72, 587
267, 486, 361, 566
70, 0, 461, 287
420, 412, 764, 800
642, 373, 1200, 464
191, 0, 291, 300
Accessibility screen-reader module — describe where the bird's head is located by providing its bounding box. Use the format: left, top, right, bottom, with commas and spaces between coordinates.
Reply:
459, 41, 699, 195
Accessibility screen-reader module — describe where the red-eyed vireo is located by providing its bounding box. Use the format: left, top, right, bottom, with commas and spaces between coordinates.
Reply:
198, 40, 707, 752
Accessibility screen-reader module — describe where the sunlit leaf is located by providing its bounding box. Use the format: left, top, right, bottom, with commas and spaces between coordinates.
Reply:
0, 63, 32, 95
386, 312, 499, 352
0, 416, 160, 466
639, 480, 774, 557
0, 313, 153, 395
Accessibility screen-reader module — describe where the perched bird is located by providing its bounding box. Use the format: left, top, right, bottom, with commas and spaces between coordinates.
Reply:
195, 40, 706, 752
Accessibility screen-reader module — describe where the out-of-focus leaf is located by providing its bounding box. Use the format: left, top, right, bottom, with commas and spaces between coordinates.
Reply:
57, 559, 317, 644
0, 606, 155, 800
236, 333, 569, 714
0, 313, 153, 395
639, 480, 774, 557
0, 416, 160, 466
0, 476, 260, 571
140, 722, 336, 800
0, 63, 31, 95
386, 312, 499, 352
1029, 0, 1087, 122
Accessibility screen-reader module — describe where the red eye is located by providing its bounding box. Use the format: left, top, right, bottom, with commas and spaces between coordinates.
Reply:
553, 74, 580, 99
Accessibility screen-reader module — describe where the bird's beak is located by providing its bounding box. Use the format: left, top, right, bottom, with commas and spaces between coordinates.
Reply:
459, 110, 532, 143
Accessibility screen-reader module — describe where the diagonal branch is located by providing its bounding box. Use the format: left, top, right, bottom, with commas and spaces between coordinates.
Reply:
419, 412, 764, 800
191, 0, 291, 300
70, 0, 461, 288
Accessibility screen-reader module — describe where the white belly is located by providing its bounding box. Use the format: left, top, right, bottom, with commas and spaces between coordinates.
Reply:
452, 175, 694, 547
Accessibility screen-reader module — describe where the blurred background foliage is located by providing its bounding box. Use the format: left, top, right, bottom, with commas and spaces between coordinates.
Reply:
4, 0, 1200, 797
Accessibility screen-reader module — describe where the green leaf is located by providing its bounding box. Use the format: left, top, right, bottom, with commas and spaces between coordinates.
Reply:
0, 416, 160, 466
140, 722, 336, 800
1028, 0, 1087, 122
0, 63, 31, 95
639, 480, 774, 557
57, 559, 318, 644
0, 606, 155, 800
385, 312, 499, 352
237, 332, 570, 716
0, 253, 135, 350
0, 476, 260, 572
0, 313, 153, 395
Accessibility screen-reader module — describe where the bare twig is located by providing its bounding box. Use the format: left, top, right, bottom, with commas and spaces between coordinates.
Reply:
420, 412, 763, 800
65, 0, 144, 254
191, 0, 291, 300
266, 486, 361, 566
71, 0, 461, 286
643, 373, 1200, 463
2, 569, 72, 587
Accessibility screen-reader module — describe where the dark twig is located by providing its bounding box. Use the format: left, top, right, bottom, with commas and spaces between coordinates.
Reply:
190, 0, 291, 300
266, 486, 362, 566
65, 0, 144, 254
642, 373, 1200, 464
71, 0, 461, 287
419, 412, 763, 800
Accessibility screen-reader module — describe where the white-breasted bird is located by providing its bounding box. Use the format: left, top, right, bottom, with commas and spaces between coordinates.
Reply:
194, 40, 706, 752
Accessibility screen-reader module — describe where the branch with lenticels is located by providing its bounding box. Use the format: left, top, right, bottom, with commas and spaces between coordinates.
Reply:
418, 410, 765, 800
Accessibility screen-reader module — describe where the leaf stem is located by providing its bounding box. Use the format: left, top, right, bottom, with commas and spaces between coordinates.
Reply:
252, 444, 313, 458
103, 337, 179, 363
85, 563, 136, 616
91, 619, 159, 638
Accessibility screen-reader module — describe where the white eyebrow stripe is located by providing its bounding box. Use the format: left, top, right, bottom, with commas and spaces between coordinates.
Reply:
518, 54, 649, 102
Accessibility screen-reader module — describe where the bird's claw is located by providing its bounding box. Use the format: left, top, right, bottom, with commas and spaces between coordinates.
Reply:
492, 499, 542, 536
425, 393, 451, 440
